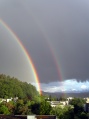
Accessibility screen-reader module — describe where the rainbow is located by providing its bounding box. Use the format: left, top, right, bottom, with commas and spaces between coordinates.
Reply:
20, 4, 64, 82
0, 19, 41, 95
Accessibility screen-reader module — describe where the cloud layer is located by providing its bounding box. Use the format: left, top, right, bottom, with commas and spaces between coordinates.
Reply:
38, 80, 89, 93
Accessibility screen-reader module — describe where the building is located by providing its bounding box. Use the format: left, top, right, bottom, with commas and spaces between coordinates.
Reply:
0, 97, 18, 103
84, 97, 89, 103
50, 101, 60, 107
49, 101, 69, 107
67, 97, 73, 101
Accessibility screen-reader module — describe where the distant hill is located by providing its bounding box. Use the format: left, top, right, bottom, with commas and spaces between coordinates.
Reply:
42, 91, 89, 98
0, 74, 39, 99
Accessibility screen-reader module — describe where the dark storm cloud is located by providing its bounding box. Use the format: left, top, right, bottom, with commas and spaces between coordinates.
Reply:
0, 0, 89, 83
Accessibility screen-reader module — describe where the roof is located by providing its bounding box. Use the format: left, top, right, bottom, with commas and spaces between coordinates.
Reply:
0, 115, 56, 119
35, 115, 56, 119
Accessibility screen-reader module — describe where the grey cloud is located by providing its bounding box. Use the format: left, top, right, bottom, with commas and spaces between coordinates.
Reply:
0, 0, 89, 83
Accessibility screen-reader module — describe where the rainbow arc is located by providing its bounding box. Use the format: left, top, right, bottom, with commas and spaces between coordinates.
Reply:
0, 19, 41, 95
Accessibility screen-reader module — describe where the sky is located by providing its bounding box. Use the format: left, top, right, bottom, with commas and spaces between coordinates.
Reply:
0, 0, 89, 93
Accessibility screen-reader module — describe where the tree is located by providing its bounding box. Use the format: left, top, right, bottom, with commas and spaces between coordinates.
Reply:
50, 105, 74, 119
31, 101, 52, 115
0, 104, 10, 114
0, 74, 40, 99
39, 101, 52, 115
69, 98, 86, 114
5, 101, 15, 114
14, 99, 31, 115
31, 102, 40, 114
80, 112, 87, 119
59, 96, 66, 101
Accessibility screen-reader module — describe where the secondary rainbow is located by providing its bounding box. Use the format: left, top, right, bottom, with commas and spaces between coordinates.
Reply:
21, 4, 64, 82
0, 19, 41, 95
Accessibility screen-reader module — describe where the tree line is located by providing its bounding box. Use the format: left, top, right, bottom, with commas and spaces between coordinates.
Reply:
0, 97, 88, 119
0, 74, 39, 99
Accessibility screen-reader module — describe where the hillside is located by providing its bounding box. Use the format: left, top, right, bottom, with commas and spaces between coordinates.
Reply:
43, 91, 89, 98
0, 74, 39, 99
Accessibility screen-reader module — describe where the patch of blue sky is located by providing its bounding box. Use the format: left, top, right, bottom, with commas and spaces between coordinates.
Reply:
39, 79, 89, 93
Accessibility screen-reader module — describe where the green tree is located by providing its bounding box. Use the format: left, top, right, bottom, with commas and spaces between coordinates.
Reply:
50, 105, 74, 119
31, 102, 40, 114
59, 96, 66, 101
39, 101, 52, 115
0, 104, 10, 114
80, 112, 87, 119
69, 98, 85, 114
31, 101, 52, 115
5, 101, 15, 114
14, 99, 31, 115
0, 74, 40, 99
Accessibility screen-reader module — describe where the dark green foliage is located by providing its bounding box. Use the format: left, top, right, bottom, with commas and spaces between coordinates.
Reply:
79, 112, 88, 119
0, 74, 39, 99
0, 99, 32, 115
59, 96, 66, 101
0, 103, 10, 114
69, 98, 86, 114
69, 98, 88, 119
39, 101, 52, 115
31, 102, 40, 114
31, 101, 52, 115
50, 105, 74, 119
14, 99, 31, 115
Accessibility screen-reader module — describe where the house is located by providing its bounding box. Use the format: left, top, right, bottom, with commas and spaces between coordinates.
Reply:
0, 97, 18, 103
84, 97, 89, 103
67, 97, 73, 101
50, 101, 60, 107
13, 97, 18, 102
0, 98, 6, 103
6, 98, 13, 102
59, 101, 68, 105
49, 100, 69, 107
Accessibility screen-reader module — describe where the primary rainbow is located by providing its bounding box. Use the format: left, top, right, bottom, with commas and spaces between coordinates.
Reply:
0, 19, 41, 95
